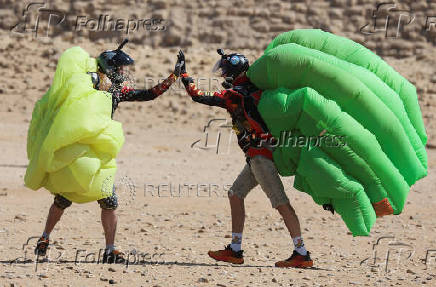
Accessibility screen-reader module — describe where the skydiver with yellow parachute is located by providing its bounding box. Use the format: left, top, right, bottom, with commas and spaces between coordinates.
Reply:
25, 39, 185, 263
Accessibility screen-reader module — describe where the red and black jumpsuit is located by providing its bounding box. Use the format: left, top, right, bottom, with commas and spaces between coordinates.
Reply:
180, 73, 275, 161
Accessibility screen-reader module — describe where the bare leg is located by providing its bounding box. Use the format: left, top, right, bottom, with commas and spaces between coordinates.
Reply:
276, 203, 301, 238
101, 209, 117, 246
43, 203, 64, 235
208, 193, 248, 263
229, 195, 245, 233
249, 156, 302, 238
228, 163, 258, 234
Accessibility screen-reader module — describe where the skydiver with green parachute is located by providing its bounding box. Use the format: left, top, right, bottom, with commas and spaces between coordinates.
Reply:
179, 29, 427, 268
179, 50, 314, 268
25, 39, 185, 263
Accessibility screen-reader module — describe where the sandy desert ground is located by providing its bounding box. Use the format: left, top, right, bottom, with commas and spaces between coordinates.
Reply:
0, 111, 436, 287
0, 0, 435, 286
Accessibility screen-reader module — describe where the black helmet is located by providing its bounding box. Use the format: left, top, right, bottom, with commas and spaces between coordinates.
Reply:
212, 49, 249, 80
97, 39, 134, 84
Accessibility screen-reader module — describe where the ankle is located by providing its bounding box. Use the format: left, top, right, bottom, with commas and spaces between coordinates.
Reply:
42, 231, 50, 240
292, 236, 307, 256
105, 244, 115, 254
230, 232, 242, 252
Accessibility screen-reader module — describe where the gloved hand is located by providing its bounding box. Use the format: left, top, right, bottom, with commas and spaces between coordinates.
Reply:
174, 50, 186, 77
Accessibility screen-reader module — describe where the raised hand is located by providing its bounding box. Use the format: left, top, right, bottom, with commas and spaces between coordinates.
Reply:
174, 50, 186, 77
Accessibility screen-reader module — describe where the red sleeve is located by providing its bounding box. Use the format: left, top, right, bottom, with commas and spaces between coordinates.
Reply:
180, 73, 230, 108
150, 73, 177, 96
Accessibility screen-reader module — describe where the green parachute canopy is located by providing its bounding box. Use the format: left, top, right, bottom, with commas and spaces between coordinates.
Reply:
25, 47, 125, 203
246, 29, 427, 236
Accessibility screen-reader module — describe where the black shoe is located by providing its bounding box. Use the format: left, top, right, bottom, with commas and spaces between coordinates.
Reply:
102, 249, 126, 264
34, 237, 49, 256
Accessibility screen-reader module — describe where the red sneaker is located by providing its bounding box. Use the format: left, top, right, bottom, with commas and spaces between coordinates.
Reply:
275, 250, 313, 268
208, 245, 244, 264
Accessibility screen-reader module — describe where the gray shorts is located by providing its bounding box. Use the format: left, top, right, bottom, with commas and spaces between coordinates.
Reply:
228, 155, 290, 208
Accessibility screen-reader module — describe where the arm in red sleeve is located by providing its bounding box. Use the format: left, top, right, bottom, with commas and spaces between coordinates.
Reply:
180, 73, 227, 108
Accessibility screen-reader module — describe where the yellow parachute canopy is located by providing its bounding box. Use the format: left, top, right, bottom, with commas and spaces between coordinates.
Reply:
25, 47, 125, 203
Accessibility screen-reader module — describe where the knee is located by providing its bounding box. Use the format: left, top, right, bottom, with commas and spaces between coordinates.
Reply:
228, 190, 244, 203
53, 195, 72, 210
98, 193, 118, 210
276, 202, 294, 214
